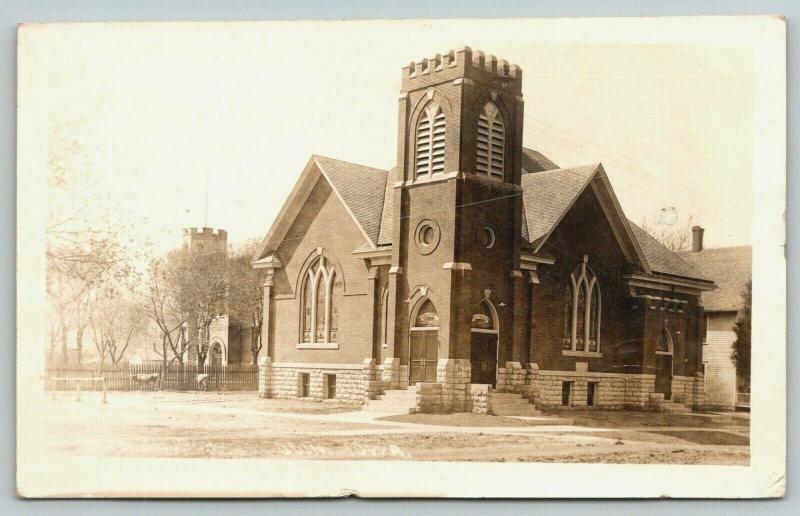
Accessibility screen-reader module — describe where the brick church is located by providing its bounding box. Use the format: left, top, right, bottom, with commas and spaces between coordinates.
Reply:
252, 47, 717, 413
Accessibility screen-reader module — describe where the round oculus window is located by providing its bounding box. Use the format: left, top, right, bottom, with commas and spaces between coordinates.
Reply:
414, 219, 440, 255
477, 226, 496, 249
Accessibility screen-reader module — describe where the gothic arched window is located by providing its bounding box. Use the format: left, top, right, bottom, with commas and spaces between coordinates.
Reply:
300, 255, 339, 344
476, 102, 505, 179
415, 103, 446, 177
563, 260, 601, 353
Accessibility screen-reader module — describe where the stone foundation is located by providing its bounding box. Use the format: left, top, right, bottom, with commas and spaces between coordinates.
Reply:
672, 373, 705, 410
416, 382, 443, 413
257, 357, 377, 405
469, 384, 490, 414
436, 358, 470, 412
529, 365, 657, 409
496, 361, 526, 392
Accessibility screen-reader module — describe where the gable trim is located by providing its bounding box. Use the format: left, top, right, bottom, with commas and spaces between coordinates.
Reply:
252, 156, 376, 264
314, 156, 378, 249
531, 164, 651, 275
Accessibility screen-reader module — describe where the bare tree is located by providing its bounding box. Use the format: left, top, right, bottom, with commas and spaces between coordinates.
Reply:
143, 246, 228, 377
87, 285, 145, 369
640, 214, 695, 251
226, 240, 267, 365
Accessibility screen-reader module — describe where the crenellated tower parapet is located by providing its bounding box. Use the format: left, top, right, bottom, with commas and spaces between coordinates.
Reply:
401, 46, 522, 95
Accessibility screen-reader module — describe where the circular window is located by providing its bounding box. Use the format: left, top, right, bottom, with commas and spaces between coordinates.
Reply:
414, 219, 440, 255
421, 226, 435, 245
477, 226, 496, 249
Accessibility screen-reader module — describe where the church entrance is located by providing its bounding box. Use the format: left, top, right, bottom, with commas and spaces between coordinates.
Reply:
470, 299, 498, 387
655, 327, 674, 400
409, 298, 439, 384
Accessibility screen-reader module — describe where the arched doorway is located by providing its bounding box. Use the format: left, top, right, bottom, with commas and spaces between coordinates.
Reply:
208, 339, 225, 367
409, 298, 439, 383
655, 326, 674, 400
470, 299, 498, 386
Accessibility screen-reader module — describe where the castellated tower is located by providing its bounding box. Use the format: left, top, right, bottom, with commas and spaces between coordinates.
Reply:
388, 47, 526, 411
182, 227, 230, 365
183, 227, 228, 256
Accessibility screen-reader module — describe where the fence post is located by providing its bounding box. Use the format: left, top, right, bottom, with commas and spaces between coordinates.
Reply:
102, 377, 107, 403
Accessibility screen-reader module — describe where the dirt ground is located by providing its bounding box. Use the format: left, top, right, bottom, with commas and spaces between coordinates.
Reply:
42, 391, 750, 464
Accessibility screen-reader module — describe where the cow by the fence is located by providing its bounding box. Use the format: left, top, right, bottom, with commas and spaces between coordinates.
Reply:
130, 373, 159, 390
196, 374, 210, 391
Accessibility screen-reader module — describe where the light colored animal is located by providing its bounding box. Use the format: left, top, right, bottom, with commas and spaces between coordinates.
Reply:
130, 373, 159, 388
196, 374, 210, 391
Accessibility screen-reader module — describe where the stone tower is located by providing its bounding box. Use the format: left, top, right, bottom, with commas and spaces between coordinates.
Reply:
388, 47, 526, 409
183, 227, 228, 256
182, 227, 230, 365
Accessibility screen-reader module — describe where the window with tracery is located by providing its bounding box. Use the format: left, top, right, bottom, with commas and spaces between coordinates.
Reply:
562, 260, 601, 353
300, 255, 339, 344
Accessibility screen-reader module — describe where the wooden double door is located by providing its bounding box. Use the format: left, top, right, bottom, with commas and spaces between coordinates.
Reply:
410, 330, 438, 383
470, 332, 498, 386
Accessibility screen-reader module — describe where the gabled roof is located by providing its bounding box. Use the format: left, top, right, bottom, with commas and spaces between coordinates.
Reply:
252, 155, 387, 262
521, 164, 599, 245
314, 155, 388, 246
256, 150, 713, 285
521, 163, 652, 275
677, 246, 751, 311
627, 221, 709, 281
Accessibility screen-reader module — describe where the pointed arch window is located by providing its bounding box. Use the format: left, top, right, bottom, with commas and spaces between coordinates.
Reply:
300, 255, 339, 345
415, 103, 446, 177
562, 260, 601, 353
476, 102, 505, 179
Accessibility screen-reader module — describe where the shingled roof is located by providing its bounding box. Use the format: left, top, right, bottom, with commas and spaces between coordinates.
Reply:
627, 221, 708, 281
314, 155, 388, 246
269, 151, 712, 284
677, 246, 751, 311
522, 147, 560, 173
520, 164, 599, 245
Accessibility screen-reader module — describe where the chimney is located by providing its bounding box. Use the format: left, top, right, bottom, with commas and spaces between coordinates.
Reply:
691, 226, 705, 252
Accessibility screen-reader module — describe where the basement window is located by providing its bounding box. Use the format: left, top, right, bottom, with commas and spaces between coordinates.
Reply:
325, 374, 337, 400
561, 381, 573, 406
298, 373, 310, 398
587, 382, 599, 407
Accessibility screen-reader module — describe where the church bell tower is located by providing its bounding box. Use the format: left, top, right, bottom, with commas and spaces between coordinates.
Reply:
388, 47, 526, 407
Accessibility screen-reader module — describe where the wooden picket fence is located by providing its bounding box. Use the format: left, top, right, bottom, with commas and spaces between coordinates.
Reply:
44, 362, 258, 392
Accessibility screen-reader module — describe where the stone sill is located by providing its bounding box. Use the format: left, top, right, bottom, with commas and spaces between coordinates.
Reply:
296, 342, 339, 350
562, 350, 603, 358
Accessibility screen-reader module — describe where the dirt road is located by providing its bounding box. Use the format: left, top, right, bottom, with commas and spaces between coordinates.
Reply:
43, 391, 749, 464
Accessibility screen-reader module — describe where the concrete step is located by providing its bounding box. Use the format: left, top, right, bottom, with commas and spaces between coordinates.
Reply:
487, 392, 541, 417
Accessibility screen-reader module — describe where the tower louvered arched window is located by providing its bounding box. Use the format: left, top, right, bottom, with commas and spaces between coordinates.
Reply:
476, 102, 505, 179
415, 103, 446, 177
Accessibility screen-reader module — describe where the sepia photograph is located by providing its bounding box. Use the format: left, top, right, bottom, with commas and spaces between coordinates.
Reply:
15, 16, 786, 498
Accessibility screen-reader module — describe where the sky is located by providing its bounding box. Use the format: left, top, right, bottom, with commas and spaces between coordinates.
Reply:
29, 19, 755, 255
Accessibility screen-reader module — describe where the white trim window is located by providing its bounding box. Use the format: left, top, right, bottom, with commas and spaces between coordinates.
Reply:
476, 102, 505, 179
415, 103, 446, 177
562, 259, 601, 353
301, 255, 339, 345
